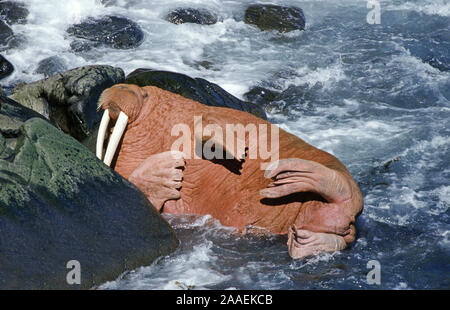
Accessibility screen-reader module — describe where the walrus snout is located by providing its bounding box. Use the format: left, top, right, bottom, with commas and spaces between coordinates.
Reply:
96, 84, 147, 166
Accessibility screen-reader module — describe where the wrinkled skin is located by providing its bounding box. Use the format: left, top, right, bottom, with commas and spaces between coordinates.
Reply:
98, 84, 363, 259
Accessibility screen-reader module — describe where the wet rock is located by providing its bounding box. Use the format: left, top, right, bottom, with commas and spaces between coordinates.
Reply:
67, 15, 144, 50
34, 56, 67, 77
0, 1, 29, 25
0, 54, 13, 80
0, 19, 13, 50
69, 39, 96, 53
125, 68, 267, 120
244, 86, 281, 107
165, 8, 218, 25
244, 4, 306, 32
9, 65, 125, 145
0, 117, 178, 289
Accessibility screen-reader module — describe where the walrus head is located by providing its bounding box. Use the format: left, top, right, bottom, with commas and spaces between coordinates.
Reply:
96, 83, 148, 166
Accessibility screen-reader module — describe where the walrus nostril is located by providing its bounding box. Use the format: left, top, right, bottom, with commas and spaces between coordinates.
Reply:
107, 102, 122, 121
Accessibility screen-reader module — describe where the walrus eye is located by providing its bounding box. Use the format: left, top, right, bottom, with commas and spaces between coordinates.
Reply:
142, 92, 148, 99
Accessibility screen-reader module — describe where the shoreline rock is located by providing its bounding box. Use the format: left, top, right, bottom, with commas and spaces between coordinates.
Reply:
165, 8, 218, 25
9, 65, 124, 146
34, 56, 68, 78
67, 15, 144, 51
244, 4, 306, 33
0, 116, 178, 289
0, 1, 29, 25
0, 19, 13, 50
0, 54, 13, 80
125, 68, 267, 120
244, 86, 281, 108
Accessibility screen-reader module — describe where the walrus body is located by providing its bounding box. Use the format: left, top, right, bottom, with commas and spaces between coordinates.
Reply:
97, 84, 363, 258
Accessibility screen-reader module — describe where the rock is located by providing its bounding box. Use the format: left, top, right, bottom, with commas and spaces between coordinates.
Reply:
125, 68, 267, 120
165, 8, 218, 25
244, 4, 306, 32
0, 117, 178, 289
0, 1, 29, 25
0, 54, 13, 80
34, 56, 67, 77
67, 15, 144, 50
9, 65, 125, 145
0, 19, 13, 50
69, 39, 96, 53
0, 93, 45, 137
244, 86, 281, 107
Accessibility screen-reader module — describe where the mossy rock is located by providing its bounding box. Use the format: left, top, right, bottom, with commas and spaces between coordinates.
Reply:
0, 118, 178, 289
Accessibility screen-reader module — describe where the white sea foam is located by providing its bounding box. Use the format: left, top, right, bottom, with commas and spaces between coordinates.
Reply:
101, 240, 231, 289
386, 0, 450, 17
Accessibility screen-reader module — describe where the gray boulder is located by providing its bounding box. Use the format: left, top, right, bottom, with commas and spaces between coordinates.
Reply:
9, 65, 124, 145
0, 115, 178, 289
34, 56, 67, 77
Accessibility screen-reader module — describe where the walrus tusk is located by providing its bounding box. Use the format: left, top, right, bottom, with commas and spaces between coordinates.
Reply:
96, 109, 110, 160
102, 111, 129, 167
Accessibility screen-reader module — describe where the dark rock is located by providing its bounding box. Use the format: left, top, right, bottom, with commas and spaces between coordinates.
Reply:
244, 86, 281, 107
35, 56, 67, 77
0, 117, 178, 289
165, 8, 218, 25
425, 56, 450, 72
0, 54, 13, 80
70, 39, 97, 53
67, 15, 144, 50
244, 4, 306, 32
9, 65, 125, 145
0, 1, 29, 25
405, 39, 450, 72
125, 68, 267, 120
0, 19, 13, 50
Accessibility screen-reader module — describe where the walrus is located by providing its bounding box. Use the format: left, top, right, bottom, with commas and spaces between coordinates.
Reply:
96, 84, 363, 259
